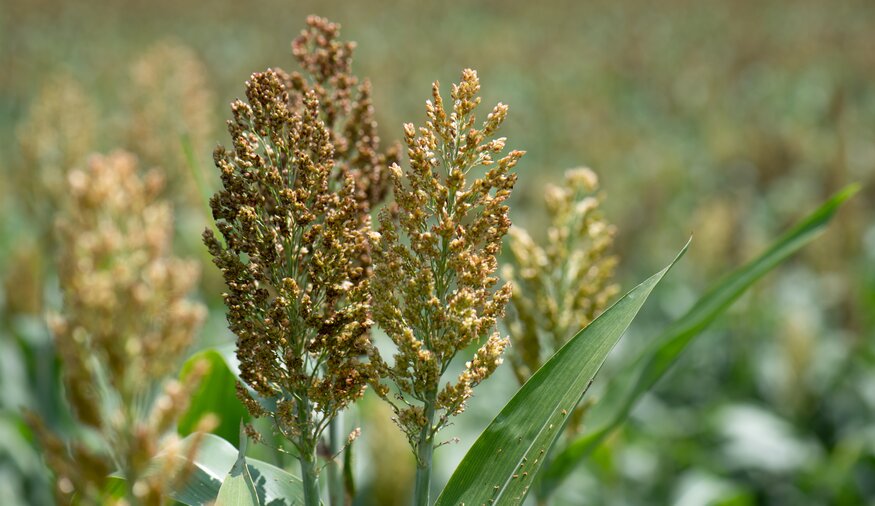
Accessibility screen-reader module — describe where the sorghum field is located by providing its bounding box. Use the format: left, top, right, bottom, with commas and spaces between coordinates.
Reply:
2, 1, 874, 505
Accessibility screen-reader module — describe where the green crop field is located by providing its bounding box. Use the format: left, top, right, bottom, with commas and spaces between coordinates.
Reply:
2, 1, 873, 504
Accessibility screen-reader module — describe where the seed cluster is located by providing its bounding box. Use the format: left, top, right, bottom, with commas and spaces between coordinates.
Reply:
126, 38, 216, 205
16, 73, 96, 230
203, 69, 377, 452
504, 167, 619, 386
280, 15, 400, 213
204, 18, 399, 457
32, 151, 207, 505
370, 69, 524, 449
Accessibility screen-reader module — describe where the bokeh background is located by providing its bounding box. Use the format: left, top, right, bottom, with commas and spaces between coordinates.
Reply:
2, 0, 874, 504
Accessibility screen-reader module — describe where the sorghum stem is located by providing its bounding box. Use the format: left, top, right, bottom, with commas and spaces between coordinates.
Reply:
120, 404, 142, 506
298, 398, 322, 506
300, 446, 321, 506
413, 397, 436, 506
327, 414, 344, 506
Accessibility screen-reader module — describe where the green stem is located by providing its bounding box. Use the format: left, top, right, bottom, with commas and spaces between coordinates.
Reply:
120, 405, 142, 506
124, 478, 140, 506
413, 398, 437, 506
122, 457, 140, 506
300, 446, 321, 506
327, 414, 344, 506
297, 397, 322, 506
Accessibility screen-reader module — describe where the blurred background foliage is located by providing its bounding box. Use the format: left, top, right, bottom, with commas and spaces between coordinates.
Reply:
1, 0, 874, 504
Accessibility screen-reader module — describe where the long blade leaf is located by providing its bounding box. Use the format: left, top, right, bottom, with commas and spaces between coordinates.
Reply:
434, 241, 689, 506
538, 184, 859, 496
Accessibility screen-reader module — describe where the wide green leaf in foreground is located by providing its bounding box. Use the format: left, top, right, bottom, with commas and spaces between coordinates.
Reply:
434, 241, 690, 506
215, 427, 259, 506
167, 433, 304, 505
537, 184, 859, 496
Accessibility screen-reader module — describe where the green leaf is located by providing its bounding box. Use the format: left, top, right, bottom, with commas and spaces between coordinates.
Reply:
210, 343, 280, 414
178, 348, 251, 444
180, 132, 218, 231
167, 433, 304, 506
434, 241, 689, 506
537, 184, 859, 496
0, 411, 42, 475
215, 426, 259, 506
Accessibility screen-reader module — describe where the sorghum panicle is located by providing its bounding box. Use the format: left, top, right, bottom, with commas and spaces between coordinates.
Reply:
504, 167, 619, 388
31, 151, 208, 505
203, 68, 375, 453
55, 151, 204, 412
279, 15, 400, 213
16, 72, 96, 229
370, 68, 525, 450
126, 38, 216, 204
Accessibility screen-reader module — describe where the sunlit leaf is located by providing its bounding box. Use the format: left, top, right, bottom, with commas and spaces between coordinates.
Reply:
215, 426, 259, 506
167, 433, 304, 506
434, 241, 689, 506
537, 184, 859, 496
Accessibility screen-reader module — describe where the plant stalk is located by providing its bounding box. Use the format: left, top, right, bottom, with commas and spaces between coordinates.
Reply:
327, 413, 344, 506
298, 397, 322, 506
120, 405, 142, 506
300, 446, 321, 506
413, 398, 437, 506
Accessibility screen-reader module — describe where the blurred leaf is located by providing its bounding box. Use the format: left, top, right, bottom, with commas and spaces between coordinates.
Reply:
178, 348, 250, 444
215, 426, 259, 506
715, 404, 821, 473
181, 133, 218, 234
0, 412, 40, 475
434, 241, 689, 506
0, 413, 52, 505
211, 343, 279, 415
0, 337, 30, 410
538, 184, 859, 496
672, 470, 754, 506
168, 433, 304, 506
103, 477, 127, 501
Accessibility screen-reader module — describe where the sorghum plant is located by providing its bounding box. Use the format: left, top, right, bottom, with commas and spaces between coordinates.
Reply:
29, 151, 208, 505
504, 167, 618, 434
369, 68, 524, 505
504, 168, 618, 381
203, 71, 377, 505
204, 18, 398, 505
